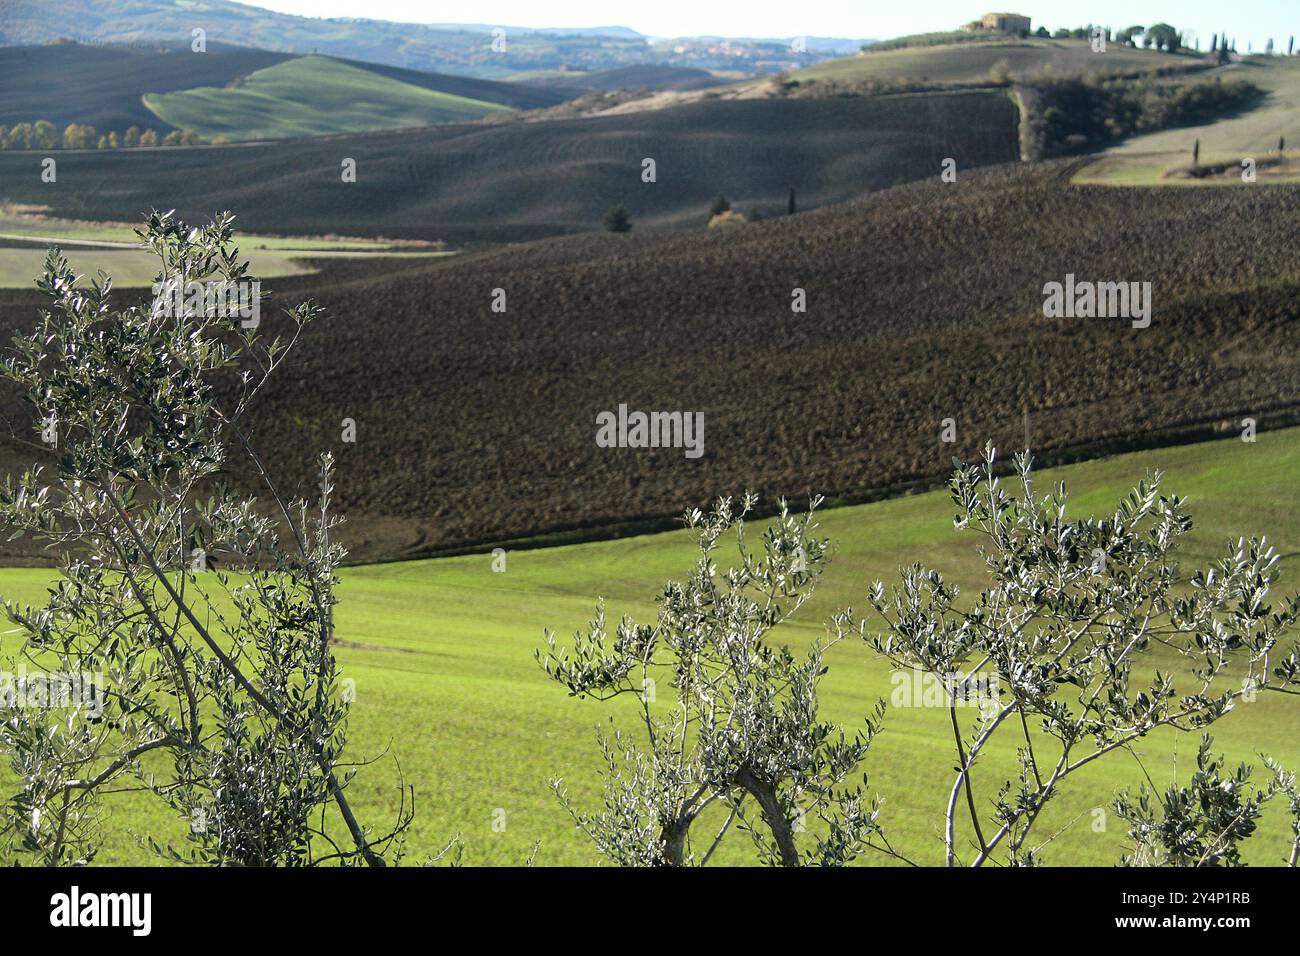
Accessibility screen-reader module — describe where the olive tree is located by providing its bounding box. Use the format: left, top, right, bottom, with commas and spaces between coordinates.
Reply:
1112, 736, 1268, 866
839, 445, 1300, 866
0, 212, 408, 865
538, 495, 886, 866
1108, 738, 1300, 867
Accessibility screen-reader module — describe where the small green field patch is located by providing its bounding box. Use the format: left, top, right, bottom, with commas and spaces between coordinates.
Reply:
143, 55, 510, 141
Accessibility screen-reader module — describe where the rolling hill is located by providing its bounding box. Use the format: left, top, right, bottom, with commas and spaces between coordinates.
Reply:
791, 37, 1203, 87
513, 37, 1224, 129
0, 41, 292, 132
520, 65, 733, 93
0, 160, 1297, 564
0, 91, 1020, 240
143, 55, 513, 140
1079, 55, 1300, 185
0, 42, 568, 137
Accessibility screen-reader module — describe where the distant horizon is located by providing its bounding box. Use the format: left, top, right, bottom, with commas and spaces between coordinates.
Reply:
247, 0, 1300, 52
409, 22, 874, 42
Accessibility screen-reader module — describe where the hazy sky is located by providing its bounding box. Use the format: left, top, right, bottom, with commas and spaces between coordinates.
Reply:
248, 0, 1297, 49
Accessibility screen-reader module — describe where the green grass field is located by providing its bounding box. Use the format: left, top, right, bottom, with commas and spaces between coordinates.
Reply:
1077, 56, 1300, 186
0, 209, 453, 288
1074, 153, 1300, 186
0, 246, 452, 288
0, 247, 316, 288
0, 210, 389, 249
143, 55, 510, 141
3, 427, 1300, 865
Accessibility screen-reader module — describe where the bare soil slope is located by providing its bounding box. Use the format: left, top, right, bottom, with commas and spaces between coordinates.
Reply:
1, 161, 1295, 562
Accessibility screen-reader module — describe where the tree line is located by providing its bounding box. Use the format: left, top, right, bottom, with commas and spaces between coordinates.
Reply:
0, 121, 205, 150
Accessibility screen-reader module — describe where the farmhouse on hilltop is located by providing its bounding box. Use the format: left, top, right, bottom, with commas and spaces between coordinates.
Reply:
966, 13, 1032, 35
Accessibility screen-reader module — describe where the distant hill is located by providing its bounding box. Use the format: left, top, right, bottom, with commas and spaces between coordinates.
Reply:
792, 37, 1202, 87
0, 0, 840, 77
694, 35, 871, 54
795, 36, 878, 54
523, 65, 731, 93
0, 41, 291, 132
427, 24, 647, 40
0, 91, 1021, 242
144, 55, 513, 141
0, 42, 568, 138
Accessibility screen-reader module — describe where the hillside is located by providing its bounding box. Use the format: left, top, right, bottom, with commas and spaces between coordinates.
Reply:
791, 37, 1203, 87
0, 41, 292, 132
144, 55, 512, 140
513, 37, 1221, 126
1, 160, 1297, 563
0, 91, 1022, 241
522, 65, 733, 93
0, 42, 567, 137
3, 428, 1299, 864
335, 58, 567, 110
1079, 56, 1300, 185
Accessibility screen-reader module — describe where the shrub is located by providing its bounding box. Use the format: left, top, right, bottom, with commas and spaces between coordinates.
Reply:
603, 205, 632, 232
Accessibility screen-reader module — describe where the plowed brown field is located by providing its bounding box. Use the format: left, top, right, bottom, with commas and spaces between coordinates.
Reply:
0, 159, 1296, 562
